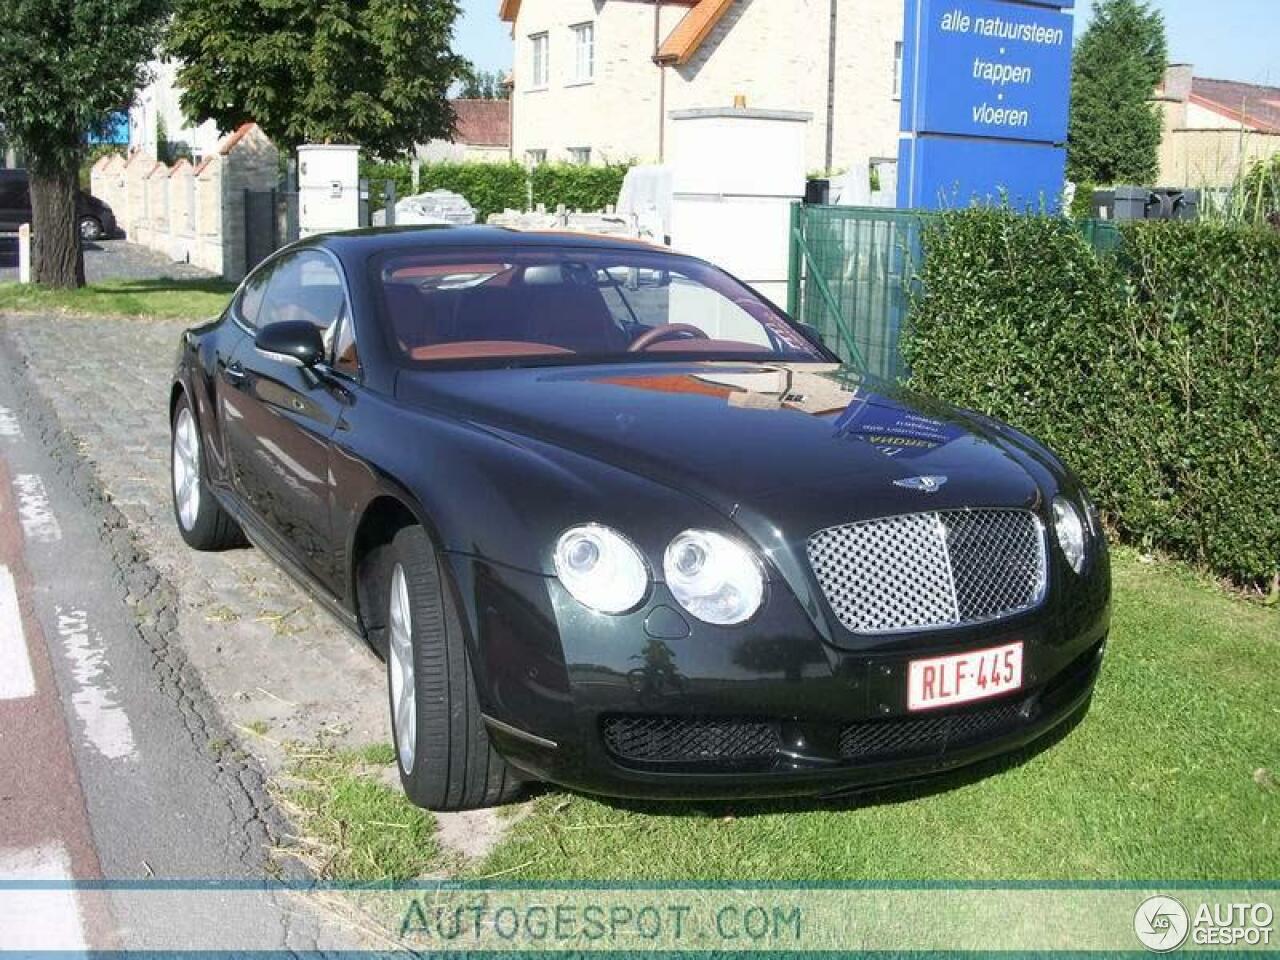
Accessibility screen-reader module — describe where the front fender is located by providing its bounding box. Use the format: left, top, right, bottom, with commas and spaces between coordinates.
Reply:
333, 390, 740, 582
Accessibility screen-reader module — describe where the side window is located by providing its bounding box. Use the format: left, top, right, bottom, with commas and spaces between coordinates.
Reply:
258, 251, 348, 359
236, 262, 274, 330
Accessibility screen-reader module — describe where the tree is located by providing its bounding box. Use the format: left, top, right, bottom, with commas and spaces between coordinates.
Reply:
0, 0, 167, 287
167, 0, 467, 160
1067, 0, 1168, 186
460, 67, 510, 101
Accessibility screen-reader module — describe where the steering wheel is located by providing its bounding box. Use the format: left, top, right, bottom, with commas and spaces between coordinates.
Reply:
628, 323, 710, 352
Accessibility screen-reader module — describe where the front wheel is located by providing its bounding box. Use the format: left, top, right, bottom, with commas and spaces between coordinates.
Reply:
383, 526, 522, 810
170, 394, 244, 550
79, 216, 103, 242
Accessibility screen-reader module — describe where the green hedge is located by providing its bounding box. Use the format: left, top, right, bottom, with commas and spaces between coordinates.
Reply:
903, 208, 1280, 588
359, 160, 631, 222
530, 162, 631, 214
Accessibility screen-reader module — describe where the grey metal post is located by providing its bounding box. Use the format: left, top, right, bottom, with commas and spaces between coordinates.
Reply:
384, 180, 397, 226
284, 159, 299, 242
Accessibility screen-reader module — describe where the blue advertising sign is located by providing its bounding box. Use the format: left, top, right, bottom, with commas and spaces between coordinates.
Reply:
901, 0, 1074, 143
898, 135, 1068, 212
87, 112, 130, 146
897, 0, 1075, 212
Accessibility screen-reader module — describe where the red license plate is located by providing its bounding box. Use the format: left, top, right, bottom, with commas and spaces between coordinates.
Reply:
907, 642, 1023, 712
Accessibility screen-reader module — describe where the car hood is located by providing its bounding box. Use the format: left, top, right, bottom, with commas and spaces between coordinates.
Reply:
396, 361, 1051, 539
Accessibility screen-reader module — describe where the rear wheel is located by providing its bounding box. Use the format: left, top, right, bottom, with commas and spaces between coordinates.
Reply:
170, 394, 244, 550
79, 216, 103, 242
383, 525, 522, 810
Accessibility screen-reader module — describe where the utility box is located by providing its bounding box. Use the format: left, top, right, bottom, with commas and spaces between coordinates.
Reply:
297, 144, 360, 237
668, 107, 811, 308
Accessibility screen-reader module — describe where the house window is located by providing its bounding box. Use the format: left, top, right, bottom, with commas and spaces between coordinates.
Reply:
892, 41, 904, 100
525, 149, 547, 167
571, 22, 595, 83
567, 147, 591, 165
530, 33, 549, 88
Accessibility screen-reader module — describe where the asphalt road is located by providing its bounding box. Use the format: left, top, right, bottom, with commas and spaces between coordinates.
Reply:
0, 340, 356, 950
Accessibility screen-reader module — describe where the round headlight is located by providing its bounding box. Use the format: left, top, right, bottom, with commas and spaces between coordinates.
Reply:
663, 530, 765, 625
553, 524, 649, 614
1052, 496, 1086, 574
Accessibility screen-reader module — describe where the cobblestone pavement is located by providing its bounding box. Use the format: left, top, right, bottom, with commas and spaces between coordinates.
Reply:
0, 238, 214, 284
0, 313, 388, 771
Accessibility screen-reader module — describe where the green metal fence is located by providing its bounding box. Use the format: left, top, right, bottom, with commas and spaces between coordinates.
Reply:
787, 204, 926, 382
787, 205, 1125, 381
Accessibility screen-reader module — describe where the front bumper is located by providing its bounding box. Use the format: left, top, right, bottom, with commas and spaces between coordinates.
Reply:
450, 550, 1110, 800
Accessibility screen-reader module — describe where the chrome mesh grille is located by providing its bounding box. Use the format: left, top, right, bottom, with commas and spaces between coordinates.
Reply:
807, 509, 1046, 633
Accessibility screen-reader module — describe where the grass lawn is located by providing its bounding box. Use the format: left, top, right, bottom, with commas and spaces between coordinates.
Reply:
0, 278, 234, 320
298, 550, 1279, 882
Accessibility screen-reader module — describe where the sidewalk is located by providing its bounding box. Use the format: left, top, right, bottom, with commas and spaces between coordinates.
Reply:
0, 237, 214, 285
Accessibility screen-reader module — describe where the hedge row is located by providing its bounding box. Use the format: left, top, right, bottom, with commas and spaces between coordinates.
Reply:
361, 160, 632, 222
903, 208, 1280, 588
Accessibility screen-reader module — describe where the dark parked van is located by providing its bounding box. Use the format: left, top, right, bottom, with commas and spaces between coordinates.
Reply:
0, 169, 118, 241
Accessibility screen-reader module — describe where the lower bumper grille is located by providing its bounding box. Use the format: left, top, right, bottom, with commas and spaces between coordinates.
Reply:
839, 699, 1025, 762
601, 716, 780, 764
601, 642, 1103, 772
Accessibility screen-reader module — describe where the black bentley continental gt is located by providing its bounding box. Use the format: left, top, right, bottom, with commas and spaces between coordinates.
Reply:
169, 226, 1110, 810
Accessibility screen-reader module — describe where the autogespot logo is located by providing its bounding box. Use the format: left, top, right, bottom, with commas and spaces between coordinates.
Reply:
1135, 896, 1190, 952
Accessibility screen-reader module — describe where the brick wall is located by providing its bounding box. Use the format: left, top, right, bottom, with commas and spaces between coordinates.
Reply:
89, 123, 279, 281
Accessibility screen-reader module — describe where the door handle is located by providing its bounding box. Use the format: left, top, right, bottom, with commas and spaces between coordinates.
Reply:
224, 362, 246, 385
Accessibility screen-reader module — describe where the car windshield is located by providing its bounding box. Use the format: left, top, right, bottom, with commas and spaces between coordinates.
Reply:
373, 245, 826, 367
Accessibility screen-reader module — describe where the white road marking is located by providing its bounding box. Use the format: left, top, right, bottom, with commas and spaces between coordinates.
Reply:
0, 843, 89, 951
13, 473, 62, 543
55, 607, 137, 761
0, 405, 21, 438
0, 565, 36, 701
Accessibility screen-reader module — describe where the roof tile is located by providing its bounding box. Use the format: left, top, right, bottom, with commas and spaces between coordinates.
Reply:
451, 99, 512, 146
1190, 77, 1280, 134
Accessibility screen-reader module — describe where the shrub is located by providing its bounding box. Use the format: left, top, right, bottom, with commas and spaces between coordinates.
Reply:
417, 162, 527, 221
904, 207, 1280, 588
1068, 181, 1097, 220
358, 159, 633, 223
530, 162, 631, 213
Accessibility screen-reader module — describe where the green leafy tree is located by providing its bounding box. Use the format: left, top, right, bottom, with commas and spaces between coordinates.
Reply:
460, 67, 509, 101
1067, 0, 1168, 185
0, 0, 167, 287
167, 0, 466, 160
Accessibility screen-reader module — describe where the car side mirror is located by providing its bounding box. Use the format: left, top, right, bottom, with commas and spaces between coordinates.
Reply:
255, 321, 325, 367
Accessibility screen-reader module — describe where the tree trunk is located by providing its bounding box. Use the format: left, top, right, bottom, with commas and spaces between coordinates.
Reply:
30, 170, 85, 288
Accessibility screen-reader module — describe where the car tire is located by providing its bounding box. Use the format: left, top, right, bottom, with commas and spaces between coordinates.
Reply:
170, 394, 245, 550
79, 216, 103, 242
382, 525, 522, 811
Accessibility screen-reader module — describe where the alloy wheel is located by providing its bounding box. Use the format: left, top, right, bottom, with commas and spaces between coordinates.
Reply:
172, 407, 201, 531
388, 563, 417, 772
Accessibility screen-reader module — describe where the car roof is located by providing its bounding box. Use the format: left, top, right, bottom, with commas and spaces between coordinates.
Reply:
309, 224, 676, 259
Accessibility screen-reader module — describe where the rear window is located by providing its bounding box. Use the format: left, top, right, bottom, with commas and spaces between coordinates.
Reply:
373, 246, 823, 367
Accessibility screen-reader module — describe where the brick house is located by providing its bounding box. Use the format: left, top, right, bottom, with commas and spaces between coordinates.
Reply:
499, 0, 904, 176
418, 98, 514, 163
1153, 65, 1280, 188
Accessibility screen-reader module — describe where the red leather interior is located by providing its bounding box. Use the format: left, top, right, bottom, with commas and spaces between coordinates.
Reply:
408, 341, 574, 360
